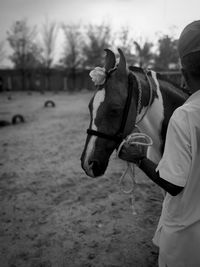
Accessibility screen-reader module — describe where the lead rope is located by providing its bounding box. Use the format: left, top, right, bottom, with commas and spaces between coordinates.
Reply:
116, 70, 154, 214
116, 129, 153, 194
116, 130, 153, 214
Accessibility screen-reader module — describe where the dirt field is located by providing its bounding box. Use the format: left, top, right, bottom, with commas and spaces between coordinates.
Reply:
0, 91, 163, 267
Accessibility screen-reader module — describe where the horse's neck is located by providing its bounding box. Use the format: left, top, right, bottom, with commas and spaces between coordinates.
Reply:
137, 82, 164, 163
135, 71, 187, 164
138, 107, 163, 163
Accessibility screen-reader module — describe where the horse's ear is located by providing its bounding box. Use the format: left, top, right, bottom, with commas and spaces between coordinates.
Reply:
116, 48, 127, 77
104, 49, 116, 71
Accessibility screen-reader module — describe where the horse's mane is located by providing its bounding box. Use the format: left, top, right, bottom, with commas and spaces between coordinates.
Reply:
129, 66, 144, 74
128, 65, 189, 101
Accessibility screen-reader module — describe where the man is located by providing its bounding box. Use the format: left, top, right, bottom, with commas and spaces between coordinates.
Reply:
119, 20, 200, 267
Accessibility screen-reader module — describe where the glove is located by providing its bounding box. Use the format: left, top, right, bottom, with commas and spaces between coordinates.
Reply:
118, 129, 148, 164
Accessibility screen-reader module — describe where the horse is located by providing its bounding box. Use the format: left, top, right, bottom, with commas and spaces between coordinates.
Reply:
81, 48, 189, 178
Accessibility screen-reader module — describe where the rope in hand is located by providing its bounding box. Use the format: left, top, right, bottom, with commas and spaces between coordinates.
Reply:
116, 128, 153, 194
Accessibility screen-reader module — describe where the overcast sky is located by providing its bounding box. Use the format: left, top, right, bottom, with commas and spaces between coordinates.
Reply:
0, 0, 199, 66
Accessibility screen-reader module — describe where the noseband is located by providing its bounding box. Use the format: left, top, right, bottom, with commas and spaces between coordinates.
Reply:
86, 70, 152, 146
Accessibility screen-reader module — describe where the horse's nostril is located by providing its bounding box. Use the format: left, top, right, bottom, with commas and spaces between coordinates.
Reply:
89, 159, 99, 170
89, 160, 98, 169
88, 160, 94, 168
89, 160, 104, 177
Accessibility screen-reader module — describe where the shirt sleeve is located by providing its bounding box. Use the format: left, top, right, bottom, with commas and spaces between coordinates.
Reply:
156, 108, 192, 187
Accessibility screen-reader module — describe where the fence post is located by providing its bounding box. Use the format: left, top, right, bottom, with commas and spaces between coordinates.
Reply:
64, 76, 68, 91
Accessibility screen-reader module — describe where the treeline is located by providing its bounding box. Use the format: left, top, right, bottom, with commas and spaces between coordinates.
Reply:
0, 18, 180, 91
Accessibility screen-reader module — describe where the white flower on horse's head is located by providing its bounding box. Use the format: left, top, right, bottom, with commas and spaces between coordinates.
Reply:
89, 67, 106, 86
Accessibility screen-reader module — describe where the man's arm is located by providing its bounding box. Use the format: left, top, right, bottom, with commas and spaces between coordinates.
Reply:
138, 158, 184, 196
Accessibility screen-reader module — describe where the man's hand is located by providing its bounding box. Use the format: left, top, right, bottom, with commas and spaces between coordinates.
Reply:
118, 137, 148, 164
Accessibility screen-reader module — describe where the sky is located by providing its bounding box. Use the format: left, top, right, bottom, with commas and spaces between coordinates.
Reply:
0, 0, 200, 66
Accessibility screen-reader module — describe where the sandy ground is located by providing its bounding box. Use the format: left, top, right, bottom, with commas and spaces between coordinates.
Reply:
0, 91, 163, 267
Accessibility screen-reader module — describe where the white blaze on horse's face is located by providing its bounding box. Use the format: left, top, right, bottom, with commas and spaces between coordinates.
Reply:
83, 88, 105, 177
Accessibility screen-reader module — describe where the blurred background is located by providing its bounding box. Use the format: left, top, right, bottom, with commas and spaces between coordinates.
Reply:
0, 0, 199, 91
0, 1, 199, 267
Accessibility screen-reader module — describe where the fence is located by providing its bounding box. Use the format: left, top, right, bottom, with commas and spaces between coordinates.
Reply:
0, 68, 184, 92
0, 68, 95, 92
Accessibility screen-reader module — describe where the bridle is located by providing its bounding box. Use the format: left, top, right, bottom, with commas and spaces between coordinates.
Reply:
86, 69, 153, 146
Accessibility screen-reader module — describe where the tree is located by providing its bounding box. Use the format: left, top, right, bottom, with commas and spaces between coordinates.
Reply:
61, 23, 84, 91
134, 39, 154, 68
117, 26, 136, 66
82, 23, 113, 68
7, 19, 40, 68
61, 24, 83, 69
7, 19, 42, 90
0, 41, 6, 65
154, 34, 179, 70
41, 18, 58, 90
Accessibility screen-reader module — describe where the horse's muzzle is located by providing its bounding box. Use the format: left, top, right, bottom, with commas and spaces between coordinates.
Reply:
81, 155, 107, 178
89, 159, 105, 177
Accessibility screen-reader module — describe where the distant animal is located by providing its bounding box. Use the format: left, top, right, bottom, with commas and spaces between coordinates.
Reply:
81, 48, 189, 178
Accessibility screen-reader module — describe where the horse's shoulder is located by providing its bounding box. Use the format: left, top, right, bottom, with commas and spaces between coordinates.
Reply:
155, 73, 189, 101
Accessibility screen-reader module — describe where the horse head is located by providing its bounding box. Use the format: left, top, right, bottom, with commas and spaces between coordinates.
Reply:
81, 48, 189, 177
81, 48, 139, 177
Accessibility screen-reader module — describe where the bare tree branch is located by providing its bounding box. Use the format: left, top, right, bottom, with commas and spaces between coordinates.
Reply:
7, 18, 40, 69
134, 39, 153, 68
83, 23, 113, 68
61, 23, 83, 69
7, 19, 41, 90
41, 18, 58, 68
0, 41, 6, 64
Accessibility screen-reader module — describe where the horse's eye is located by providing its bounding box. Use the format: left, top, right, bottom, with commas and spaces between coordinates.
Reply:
108, 108, 121, 117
